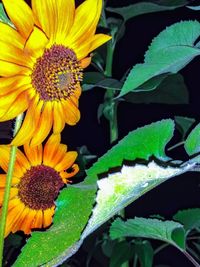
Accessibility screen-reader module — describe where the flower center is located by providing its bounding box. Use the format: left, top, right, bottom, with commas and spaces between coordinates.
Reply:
31, 45, 83, 101
18, 165, 64, 210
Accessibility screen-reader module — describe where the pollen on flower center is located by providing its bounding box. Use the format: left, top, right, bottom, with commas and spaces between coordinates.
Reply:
31, 45, 83, 101
18, 165, 64, 210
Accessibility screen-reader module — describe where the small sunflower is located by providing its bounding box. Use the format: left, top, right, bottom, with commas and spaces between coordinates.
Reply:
0, 0, 111, 146
0, 134, 79, 237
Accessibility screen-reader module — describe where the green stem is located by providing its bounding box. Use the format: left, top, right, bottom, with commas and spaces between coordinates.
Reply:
167, 141, 185, 151
183, 250, 200, 267
133, 255, 138, 267
105, 39, 118, 143
0, 113, 24, 267
109, 102, 118, 143
105, 40, 114, 77
154, 243, 169, 255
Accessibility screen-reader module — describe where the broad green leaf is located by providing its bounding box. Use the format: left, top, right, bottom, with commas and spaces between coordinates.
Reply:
14, 120, 195, 266
110, 217, 185, 250
133, 240, 154, 267
107, 1, 189, 22
184, 123, 200, 156
91, 52, 105, 72
175, 116, 195, 139
83, 72, 105, 85
173, 209, 200, 234
0, 4, 13, 26
124, 74, 188, 104
133, 73, 169, 92
109, 241, 133, 267
119, 21, 200, 98
83, 78, 122, 91
81, 161, 193, 241
14, 185, 96, 267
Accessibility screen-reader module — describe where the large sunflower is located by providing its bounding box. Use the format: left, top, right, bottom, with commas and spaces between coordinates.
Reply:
0, 134, 79, 236
0, 0, 111, 146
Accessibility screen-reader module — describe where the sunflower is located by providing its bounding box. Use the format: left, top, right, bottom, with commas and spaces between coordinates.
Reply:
0, 134, 79, 236
0, 0, 111, 146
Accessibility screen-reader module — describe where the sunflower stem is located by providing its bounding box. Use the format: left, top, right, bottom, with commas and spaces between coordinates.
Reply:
105, 39, 118, 143
0, 113, 24, 267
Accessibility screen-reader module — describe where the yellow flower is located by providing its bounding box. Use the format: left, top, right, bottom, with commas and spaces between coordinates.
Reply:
0, 0, 111, 146
0, 134, 79, 237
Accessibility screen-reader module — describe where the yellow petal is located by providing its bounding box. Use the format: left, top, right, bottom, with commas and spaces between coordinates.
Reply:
20, 209, 37, 234
25, 26, 48, 58
0, 75, 31, 96
0, 61, 30, 77
60, 163, 79, 183
64, 0, 102, 47
24, 142, 43, 167
32, 0, 75, 42
0, 85, 30, 118
43, 206, 55, 228
0, 188, 19, 203
43, 134, 61, 166
11, 97, 43, 146
76, 34, 112, 59
0, 175, 19, 188
55, 151, 78, 172
46, 143, 68, 168
2, 0, 34, 39
11, 206, 28, 234
61, 99, 80, 126
53, 102, 65, 134
8, 198, 22, 211
16, 149, 31, 171
0, 92, 29, 122
31, 210, 43, 229
0, 146, 25, 177
0, 40, 33, 68
80, 57, 91, 69
0, 22, 25, 49
30, 101, 53, 147
5, 202, 25, 237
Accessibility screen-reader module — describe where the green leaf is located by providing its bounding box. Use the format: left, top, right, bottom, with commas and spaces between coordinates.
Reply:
14, 185, 96, 267
14, 120, 196, 266
173, 209, 200, 234
110, 217, 185, 250
109, 241, 133, 267
82, 72, 122, 91
175, 116, 195, 139
107, 1, 189, 22
0, 4, 13, 26
101, 235, 117, 258
133, 240, 154, 267
106, 17, 126, 46
124, 74, 189, 104
91, 52, 105, 72
119, 21, 200, 98
184, 123, 200, 156
133, 73, 169, 92
83, 72, 105, 84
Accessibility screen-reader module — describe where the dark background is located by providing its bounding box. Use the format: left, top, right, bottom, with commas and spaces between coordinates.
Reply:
1, 0, 200, 266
